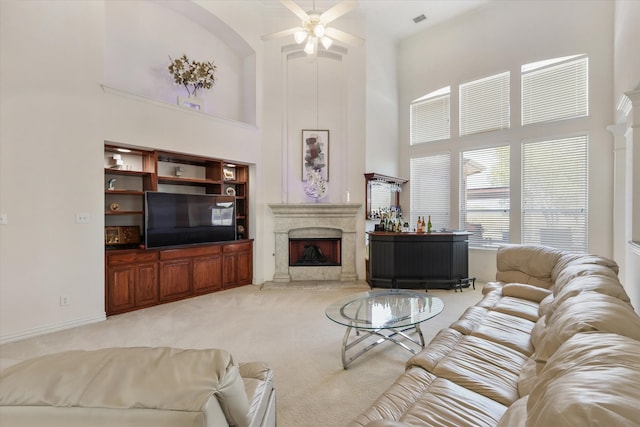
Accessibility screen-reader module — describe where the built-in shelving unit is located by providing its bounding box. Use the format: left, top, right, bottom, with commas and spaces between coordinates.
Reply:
103, 143, 252, 315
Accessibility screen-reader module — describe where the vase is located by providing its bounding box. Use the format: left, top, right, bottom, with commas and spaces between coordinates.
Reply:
177, 94, 204, 111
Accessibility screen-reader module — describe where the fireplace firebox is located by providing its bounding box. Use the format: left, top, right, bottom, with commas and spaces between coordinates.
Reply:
289, 238, 341, 267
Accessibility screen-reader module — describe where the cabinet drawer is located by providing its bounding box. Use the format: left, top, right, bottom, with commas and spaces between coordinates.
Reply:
160, 245, 222, 260
222, 241, 252, 253
107, 251, 158, 266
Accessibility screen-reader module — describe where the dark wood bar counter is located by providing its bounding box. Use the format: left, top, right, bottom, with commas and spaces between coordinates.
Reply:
366, 231, 474, 291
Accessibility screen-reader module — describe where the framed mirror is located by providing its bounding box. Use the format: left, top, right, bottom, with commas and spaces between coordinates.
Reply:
364, 173, 408, 220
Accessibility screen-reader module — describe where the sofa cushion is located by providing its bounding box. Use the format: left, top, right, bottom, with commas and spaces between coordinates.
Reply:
553, 263, 619, 291
537, 292, 640, 366
551, 253, 619, 281
410, 335, 528, 406
495, 396, 527, 427
529, 316, 547, 351
537, 294, 554, 317
0, 347, 251, 427
407, 328, 464, 371
527, 332, 640, 427
450, 306, 489, 335
347, 367, 507, 427
489, 295, 540, 322
469, 311, 535, 355
495, 244, 564, 289
500, 283, 551, 303
547, 275, 630, 321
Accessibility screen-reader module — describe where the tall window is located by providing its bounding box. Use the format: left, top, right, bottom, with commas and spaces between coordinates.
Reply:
522, 135, 588, 252
410, 153, 450, 231
459, 72, 510, 136
410, 87, 450, 144
522, 55, 588, 125
460, 146, 510, 248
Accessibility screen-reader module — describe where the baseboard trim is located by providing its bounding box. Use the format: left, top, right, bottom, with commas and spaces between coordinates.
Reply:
0, 313, 106, 345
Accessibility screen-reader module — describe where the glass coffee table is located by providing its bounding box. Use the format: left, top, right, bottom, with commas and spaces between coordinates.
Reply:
325, 290, 444, 369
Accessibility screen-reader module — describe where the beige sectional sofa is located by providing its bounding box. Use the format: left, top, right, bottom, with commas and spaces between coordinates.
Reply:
0, 347, 275, 427
349, 244, 640, 427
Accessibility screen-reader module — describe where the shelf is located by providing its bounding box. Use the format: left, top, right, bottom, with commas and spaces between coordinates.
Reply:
105, 210, 144, 215
157, 176, 221, 186
105, 168, 153, 176
105, 190, 145, 195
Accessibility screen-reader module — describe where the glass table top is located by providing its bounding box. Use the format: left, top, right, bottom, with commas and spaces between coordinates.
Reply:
325, 290, 444, 329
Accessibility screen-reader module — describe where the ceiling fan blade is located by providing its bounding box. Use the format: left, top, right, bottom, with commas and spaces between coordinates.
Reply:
261, 27, 303, 41
280, 0, 309, 21
325, 27, 364, 46
320, 0, 358, 24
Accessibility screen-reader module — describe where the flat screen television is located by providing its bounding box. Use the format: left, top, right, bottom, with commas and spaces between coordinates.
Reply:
145, 191, 236, 249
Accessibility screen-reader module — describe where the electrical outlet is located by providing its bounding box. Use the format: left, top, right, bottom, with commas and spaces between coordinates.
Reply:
0, 213, 7, 225
59, 296, 70, 306
75, 213, 90, 224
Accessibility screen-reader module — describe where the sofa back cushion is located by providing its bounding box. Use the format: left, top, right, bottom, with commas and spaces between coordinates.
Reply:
551, 254, 619, 282
537, 292, 640, 366
546, 275, 630, 320
495, 245, 564, 289
527, 332, 640, 426
0, 347, 251, 427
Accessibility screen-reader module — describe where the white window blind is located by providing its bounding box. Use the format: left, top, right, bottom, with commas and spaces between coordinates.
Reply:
459, 72, 510, 136
460, 146, 510, 248
410, 153, 450, 231
410, 87, 451, 144
522, 135, 588, 252
522, 55, 588, 126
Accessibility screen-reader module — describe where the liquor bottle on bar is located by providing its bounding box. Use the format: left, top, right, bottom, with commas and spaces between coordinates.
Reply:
417, 216, 423, 233
427, 215, 432, 233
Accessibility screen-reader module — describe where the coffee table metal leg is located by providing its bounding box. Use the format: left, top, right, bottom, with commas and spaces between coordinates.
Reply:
341, 324, 426, 369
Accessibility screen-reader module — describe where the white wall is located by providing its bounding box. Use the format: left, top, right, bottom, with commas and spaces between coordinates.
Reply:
0, 0, 107, 341
396, 0, 616, 282
0, 0, 265, 343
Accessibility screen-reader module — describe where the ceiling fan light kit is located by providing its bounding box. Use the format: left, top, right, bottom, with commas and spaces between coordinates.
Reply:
262, 0, 363, 57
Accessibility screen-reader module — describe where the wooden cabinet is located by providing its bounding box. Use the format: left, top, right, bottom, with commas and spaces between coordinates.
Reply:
105, 241, 251, 315
106, 251, 159, 315
193, 255, 223, 294
222, 241, 253, 288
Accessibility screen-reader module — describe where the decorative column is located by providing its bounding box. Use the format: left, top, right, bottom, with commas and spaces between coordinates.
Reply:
273, 231, 292, 282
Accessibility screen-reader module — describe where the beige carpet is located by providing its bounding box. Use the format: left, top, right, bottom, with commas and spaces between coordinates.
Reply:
0, 281, 484, 426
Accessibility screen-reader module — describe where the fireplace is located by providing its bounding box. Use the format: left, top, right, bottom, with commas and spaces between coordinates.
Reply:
269, 203, 361, 282
289, 238, 342, 267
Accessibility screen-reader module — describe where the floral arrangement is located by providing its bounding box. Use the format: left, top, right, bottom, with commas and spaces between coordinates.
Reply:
168, 54, 216, 97
303, 168, 328, 200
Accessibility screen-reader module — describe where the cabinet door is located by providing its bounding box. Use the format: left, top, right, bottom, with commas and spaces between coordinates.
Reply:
159, 259, 192, 301
107, 265, 135, 314
135, 263, 158, 306
236, 249, 253, 285
222, 253, 238, 288
193, 255, 222, 294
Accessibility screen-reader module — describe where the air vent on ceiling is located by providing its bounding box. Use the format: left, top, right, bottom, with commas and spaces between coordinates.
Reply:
413, 14, 426, 24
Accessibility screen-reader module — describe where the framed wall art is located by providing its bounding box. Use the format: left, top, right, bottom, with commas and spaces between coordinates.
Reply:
302, 129, 329, 181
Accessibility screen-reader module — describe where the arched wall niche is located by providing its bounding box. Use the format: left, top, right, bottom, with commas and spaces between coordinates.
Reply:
105, 0, 256, 125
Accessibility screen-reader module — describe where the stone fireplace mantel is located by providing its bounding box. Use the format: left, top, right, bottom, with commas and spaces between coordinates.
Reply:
269, 203, 362, 282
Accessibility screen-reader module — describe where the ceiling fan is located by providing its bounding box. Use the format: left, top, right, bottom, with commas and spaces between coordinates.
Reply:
262, 0, 364, 55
